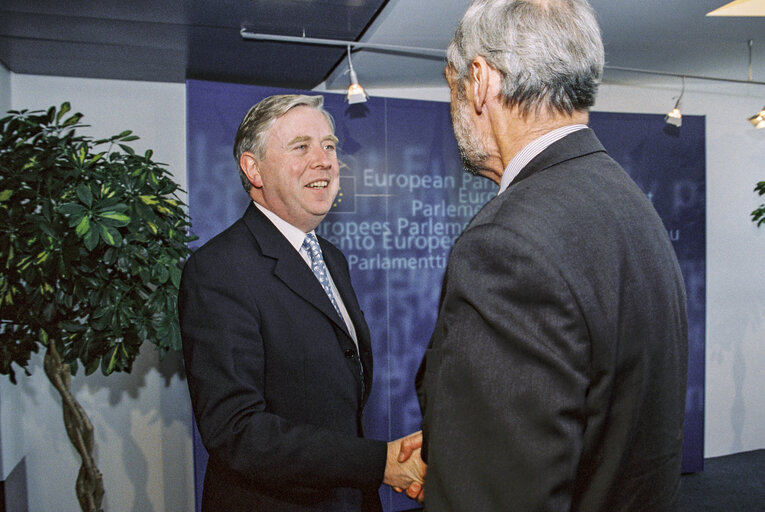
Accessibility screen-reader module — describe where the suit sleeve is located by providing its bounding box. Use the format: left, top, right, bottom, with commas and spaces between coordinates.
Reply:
420, 221, 590, 510
178, 253, 387, 491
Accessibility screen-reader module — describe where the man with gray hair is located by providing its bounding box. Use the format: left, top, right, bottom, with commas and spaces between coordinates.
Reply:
415, 0, 688, 510
180, 94, 425, 511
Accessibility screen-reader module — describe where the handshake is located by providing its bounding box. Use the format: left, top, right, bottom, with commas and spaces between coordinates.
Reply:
383, 431, 427, 504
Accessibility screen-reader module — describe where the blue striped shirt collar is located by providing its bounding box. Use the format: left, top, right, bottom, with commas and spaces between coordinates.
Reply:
497, 124, 588, 195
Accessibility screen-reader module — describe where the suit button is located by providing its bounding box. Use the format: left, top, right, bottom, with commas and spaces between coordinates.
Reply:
344, 349, 355, 358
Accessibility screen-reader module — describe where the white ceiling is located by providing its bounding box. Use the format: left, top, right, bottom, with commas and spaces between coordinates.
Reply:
324, 0, 765, 91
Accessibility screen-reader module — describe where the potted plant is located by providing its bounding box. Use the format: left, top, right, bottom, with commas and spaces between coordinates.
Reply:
0, 103, 195, 511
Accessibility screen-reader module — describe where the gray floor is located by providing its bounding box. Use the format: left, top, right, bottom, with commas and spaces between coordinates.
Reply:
679, 449, 765, 512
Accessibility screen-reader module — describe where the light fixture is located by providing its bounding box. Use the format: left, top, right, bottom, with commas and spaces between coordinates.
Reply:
665, 76, 685, 127
707, 0, 765, 17
743, 40, 765, 128
749, 107, 765, 128
345, 46, 368, 104
241, 29, 765, 125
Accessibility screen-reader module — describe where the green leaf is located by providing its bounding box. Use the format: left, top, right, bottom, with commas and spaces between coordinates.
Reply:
84, 227, 100, 251
91, 314, 110, 331
59, 202, 88, 218
62, 113, 83, 127
86, 152, 105, 167
56, 102, 71, 122
92, 304, 111, 319
170, 265, 182, 288
95, 196, 124, 211
97, 211, 131, 227
98, 223, 123, 247
75, 215, 91, 237
101, 343, 129, 375
119, 144, 135, 156
154, 263, 170, 284
139, 267, 152, 284
39, 222, 57, 239
117, 255, 130, 272
103, 345, 119, 375
96, 201, 128, 213
85, 357, 100, 376
0, 189, 12, 202
134, 200, 156, 221
76, 183, 93, 207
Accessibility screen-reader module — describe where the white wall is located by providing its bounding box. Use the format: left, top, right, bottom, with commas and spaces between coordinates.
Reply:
6, 74, 194, 512
2, 71, 763, 510
0, 62, 9, 113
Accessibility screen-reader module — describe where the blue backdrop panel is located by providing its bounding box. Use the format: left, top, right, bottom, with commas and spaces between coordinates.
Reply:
186, 80, 705, 511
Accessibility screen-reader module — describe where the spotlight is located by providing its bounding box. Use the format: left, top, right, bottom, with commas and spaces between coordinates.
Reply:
665, 76, 685, 128
748, 106, 765, 129
665, 107, 682, 127
345, 46, 368, 105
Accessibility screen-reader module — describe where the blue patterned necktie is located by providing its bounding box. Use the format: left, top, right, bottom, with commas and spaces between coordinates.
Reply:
302, 233, 342, 319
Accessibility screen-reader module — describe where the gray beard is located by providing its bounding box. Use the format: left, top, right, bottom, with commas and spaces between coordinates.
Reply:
457, 143, 485, 177
452, 99, 490, 177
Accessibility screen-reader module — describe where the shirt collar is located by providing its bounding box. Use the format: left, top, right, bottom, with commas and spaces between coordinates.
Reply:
253, 201, 311, 252
497, 124, 588, 195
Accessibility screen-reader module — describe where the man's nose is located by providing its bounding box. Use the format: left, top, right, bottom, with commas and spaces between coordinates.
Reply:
311, 146, 333, 168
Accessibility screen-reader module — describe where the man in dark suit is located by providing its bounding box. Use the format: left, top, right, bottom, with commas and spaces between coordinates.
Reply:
180, 94, 425, 511
415, 0, 689, 510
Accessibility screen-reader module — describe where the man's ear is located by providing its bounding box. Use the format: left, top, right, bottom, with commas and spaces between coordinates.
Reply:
470, 56, 492, 115
240, 152, 263, 189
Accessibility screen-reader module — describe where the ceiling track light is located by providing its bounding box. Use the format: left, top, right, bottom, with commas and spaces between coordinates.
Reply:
345, 45, 368, 105
665, 76, 685, 127
239, 29, 446, 57
745, 40, 765, 128
749, 106, 765, 129
240, 29, 765, 124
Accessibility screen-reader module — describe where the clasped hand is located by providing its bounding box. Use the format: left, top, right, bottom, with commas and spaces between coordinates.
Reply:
383, 430, 426, 503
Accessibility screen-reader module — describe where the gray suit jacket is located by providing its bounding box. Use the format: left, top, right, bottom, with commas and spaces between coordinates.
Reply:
417, 128, 688, 511
180, 204, 387, 512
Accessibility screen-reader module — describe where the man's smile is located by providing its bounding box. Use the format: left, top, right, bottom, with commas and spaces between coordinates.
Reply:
306, 179, 329, 189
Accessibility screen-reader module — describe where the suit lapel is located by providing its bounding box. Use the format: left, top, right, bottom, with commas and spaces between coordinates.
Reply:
320, 239, 362, 333
241, 204, 351, 338
321, 240, 372, 356
320, 237, 374, 400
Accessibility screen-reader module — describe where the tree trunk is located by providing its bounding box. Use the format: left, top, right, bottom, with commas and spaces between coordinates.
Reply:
43, 342, 105, 512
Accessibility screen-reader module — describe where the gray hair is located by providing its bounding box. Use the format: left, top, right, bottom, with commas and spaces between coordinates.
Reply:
447, 0, 604, 116
233, 94, 336, 193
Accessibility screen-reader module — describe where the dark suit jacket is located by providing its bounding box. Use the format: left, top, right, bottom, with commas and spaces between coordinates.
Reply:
417, 129, 689, 511
179, 203, 387, 512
